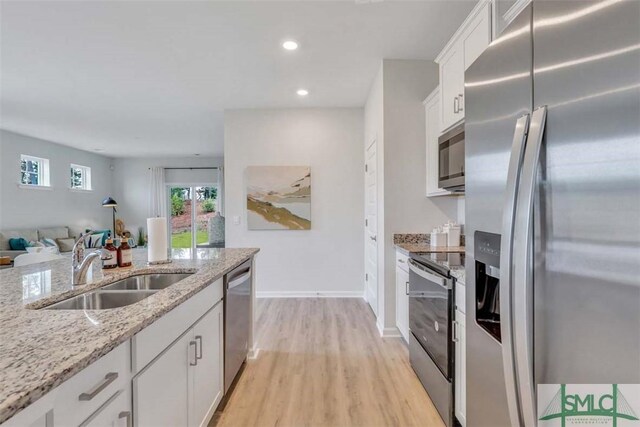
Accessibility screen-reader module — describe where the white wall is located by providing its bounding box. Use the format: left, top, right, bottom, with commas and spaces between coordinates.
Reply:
365, 59, 459, 334
225, 108, 364, 296
111, 156, 223, 233
0, 130, 113, 231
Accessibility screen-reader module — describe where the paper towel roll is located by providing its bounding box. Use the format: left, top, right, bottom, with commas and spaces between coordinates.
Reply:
147, 217, 168, 263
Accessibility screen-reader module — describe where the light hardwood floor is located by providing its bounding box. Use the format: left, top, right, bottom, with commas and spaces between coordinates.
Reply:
211, 298, 445, 427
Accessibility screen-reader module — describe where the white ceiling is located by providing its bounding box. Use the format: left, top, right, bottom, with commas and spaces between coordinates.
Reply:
0, 1, 475, 158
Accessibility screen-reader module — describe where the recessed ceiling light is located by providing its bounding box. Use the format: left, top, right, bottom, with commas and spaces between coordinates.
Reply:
282, 40, 299, 51
297, 89, 309, 96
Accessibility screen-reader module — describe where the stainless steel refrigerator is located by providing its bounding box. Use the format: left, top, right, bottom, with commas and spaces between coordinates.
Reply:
465, 1, 640, 426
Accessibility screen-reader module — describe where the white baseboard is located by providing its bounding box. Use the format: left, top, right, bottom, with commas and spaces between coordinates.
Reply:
247, 347, 260, 360
256, 291, 365, 299
377, 320, 402, 338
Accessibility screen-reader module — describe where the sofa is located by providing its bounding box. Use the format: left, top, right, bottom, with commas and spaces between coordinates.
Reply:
0, 226, 84, 260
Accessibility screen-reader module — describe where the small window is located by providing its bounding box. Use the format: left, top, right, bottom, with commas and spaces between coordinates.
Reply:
70, 164, 92, 190
20, 155, 50, 187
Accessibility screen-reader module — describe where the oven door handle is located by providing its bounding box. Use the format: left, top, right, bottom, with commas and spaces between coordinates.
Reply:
408, 259, 452, 290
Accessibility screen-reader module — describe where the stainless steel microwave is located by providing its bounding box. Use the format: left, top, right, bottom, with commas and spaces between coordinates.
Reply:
438, 123, 465, 192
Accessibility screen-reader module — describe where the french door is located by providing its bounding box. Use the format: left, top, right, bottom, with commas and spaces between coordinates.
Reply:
167, 184, 218, 251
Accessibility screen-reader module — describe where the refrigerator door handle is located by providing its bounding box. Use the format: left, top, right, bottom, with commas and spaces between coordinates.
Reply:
513, 106, 547, 427
499, 113, 530, 427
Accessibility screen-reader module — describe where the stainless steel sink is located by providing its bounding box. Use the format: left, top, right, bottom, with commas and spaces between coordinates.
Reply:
101, 273, 192, 291
45, 290, 157, 310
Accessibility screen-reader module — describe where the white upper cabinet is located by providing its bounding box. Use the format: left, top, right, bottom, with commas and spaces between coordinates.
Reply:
492, 0, 530, 39
436, 0, 492, 133
424, 88, 451, 197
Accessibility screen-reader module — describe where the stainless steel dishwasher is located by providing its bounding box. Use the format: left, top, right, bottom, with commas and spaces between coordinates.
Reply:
224, 259, 252, 393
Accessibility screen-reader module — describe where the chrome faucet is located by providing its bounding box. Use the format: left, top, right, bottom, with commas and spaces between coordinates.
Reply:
72, 231, 112, 286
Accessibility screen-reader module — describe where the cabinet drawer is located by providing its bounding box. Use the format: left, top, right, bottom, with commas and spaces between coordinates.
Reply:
132, 278, 223, 373
54, 341, 130, 427
396, 251, 409, 272
79, 388, 130, 427
456, 281, 466, 314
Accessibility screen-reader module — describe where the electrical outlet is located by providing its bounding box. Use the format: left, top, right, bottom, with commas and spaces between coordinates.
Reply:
233, 215, 241, 225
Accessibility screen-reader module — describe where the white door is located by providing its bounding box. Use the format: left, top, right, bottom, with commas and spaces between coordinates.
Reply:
190, 303, 224, 427
133, 331, 191, 427
364, 139, 378, 315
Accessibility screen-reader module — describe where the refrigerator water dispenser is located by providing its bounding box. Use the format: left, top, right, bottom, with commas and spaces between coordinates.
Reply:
474, 231, 502, 342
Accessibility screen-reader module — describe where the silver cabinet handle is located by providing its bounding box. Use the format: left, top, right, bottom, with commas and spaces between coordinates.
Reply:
369, 235, 377, 242
513, 106, 547, 427
228, 271, 251, 290
407, 259, 452, 290
78, 372, 118, 401
500, 113, 530, 427
458, 93, 464, 112
405, 281, 410, 296
452, 320, 459, 343
453, 96, 459, 114
189, 341, 198, 366
398, 258, 405, 263
195, 335, 203, 360
118, 411, 132, 427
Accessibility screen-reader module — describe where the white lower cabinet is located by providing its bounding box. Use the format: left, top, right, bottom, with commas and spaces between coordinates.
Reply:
190, 303, 224, 427
133, 301, 224, 427
395, 251, 410, 343
133, 330, 191, 427
454, 308, 466, 427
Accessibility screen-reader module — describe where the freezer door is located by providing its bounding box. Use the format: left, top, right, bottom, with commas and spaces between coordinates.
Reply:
464, 4, 533, 426
531, 0, 640, 412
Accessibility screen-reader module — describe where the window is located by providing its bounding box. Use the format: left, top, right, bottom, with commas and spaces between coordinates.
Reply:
20, 155, 50, 187
70, 164, 92, 190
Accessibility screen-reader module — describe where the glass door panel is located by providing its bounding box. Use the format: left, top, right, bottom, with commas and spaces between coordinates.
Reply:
169, 186, 193, 249
194, 186, 218, 248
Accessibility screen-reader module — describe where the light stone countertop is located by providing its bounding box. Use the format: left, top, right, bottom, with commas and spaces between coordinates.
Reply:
0, 247, 259, 424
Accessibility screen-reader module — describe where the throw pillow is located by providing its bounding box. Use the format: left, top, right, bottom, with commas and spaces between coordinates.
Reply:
8, 238, 28, 251
56, 238, 75, 253
40, 238, 59, 249
84, 233, 104, 249
92, 230, 111, 246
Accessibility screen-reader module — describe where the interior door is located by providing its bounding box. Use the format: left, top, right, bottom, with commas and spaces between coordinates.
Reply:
364, 139, 378, 315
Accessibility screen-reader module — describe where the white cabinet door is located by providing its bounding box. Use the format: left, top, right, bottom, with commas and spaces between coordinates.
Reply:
463, 1, 492, 71
395, 264, 409, 343
190, 303, 224, 427
439, 45, 465, 132
424, 89, 452, 197
454, 309, 467, 427
133, 332, 191, 427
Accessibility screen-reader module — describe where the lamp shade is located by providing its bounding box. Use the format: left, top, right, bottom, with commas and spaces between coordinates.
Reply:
102, 197, 118, 207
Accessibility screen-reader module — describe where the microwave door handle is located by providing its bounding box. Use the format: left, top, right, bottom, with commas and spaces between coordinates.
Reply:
499, 113, 530, 427
513, 106, 547, 427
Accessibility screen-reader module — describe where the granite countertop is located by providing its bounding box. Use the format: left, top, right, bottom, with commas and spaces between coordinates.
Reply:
0, 247, 259, 424
394, 234, 466, 285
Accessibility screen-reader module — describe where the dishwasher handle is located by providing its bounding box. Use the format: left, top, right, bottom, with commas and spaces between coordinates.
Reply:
227, 271, 251, 290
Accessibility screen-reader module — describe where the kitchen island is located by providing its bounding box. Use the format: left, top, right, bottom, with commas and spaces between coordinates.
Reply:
0, 247, 258, 425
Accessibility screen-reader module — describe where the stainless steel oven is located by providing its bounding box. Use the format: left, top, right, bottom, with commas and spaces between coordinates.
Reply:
408, 255, 454, 427
438, 123, 465, 191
